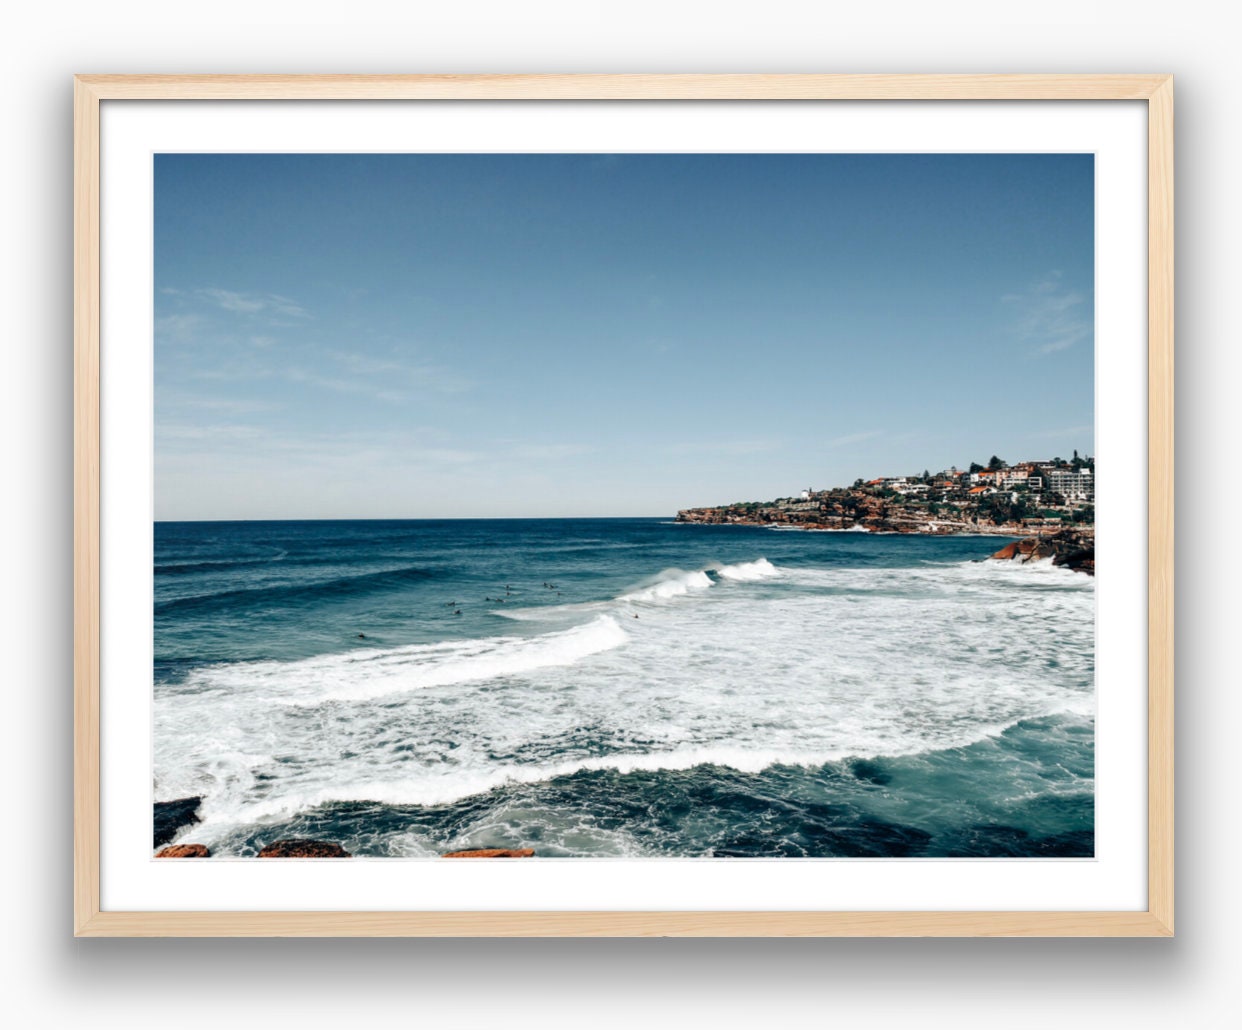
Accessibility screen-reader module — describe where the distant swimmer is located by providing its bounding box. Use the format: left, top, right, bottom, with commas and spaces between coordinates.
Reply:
633, 614, 639, 619
454, 609, 461, 615
357, 633, 367, 638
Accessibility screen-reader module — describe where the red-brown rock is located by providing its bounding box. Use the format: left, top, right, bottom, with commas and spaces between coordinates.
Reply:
990, 542, 1020, 560
441, 848, 535, 858
155, 843, 210, 858
1053, 545, 1096, 576
258, 839, 351, 858
1029, 539, 1057, 560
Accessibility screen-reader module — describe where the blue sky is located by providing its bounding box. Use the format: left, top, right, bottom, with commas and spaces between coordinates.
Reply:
154, 153, 1094, 519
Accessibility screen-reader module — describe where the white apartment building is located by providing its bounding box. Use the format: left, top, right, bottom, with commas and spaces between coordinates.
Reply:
1043, 468, 1094, 500
998, 470, 1043, 490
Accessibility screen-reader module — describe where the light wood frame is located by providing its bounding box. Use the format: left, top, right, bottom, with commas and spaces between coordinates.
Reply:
74, 73, 1174, 937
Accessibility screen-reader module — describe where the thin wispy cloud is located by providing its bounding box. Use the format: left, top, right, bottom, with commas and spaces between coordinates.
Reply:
507, 443, 596, 461
284, 367, 411, 403
154, 313, 205, 340
156, 290, 310, 348
273, 345, 472, 402
156, 423, 265, 442
1003, 272, 1093, 357
665, 440, 778, 457
158, 424, 485, 468
196, 288, 310, 320
826, 430, 883, 448
158, 394, 282, 416
323, 347, 472, 394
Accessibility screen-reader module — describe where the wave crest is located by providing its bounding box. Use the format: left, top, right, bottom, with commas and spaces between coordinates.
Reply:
715, 558, 780, 581
286, 614, 630, 704
621, 569, 715, 602
619, 558, 781, 601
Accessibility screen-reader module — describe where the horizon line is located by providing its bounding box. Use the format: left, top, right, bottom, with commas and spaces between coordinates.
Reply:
153, 514, 676, 524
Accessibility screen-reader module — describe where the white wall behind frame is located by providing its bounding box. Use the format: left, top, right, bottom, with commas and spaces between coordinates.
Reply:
3, 0, 1234, 1028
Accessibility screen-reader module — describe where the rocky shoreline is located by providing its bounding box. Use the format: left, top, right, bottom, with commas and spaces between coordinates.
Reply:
151, 797, 535, 858
676, 501, 1095, 574
153, 795, 203, 848
988, 528, 1095, 575
676, 505, 1067, 538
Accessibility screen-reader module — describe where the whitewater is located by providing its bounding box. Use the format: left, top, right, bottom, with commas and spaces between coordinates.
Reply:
153, 518, 1095, 858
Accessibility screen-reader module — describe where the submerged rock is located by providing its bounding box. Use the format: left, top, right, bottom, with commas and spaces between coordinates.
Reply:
153, 796, 203, 848
441, 848, 535, 858
258, 839, 351, 858
155, 843, 210, 858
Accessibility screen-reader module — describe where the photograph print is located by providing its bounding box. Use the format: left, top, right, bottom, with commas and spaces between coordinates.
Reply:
152, 153, 1096, 860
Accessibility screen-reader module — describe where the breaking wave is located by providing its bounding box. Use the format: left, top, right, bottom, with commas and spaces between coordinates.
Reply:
174, 614, 631, 706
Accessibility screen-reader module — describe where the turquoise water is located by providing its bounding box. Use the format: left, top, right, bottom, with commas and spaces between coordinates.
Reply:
154, 519, 1095, 857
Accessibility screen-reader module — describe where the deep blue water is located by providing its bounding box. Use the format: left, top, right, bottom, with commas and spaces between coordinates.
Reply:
154, 518, 1095, 858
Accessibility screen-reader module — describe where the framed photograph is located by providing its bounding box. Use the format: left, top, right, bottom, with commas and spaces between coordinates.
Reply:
74, 74, 1173, 937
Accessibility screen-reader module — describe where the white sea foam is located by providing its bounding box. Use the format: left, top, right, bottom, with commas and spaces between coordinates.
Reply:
501, 558, 780, 618
767, 524, 871, 533
714, 557, 780, 581
621, 568, 715, 601
166, 615, 629, 709
155, 551, 1095, 847
178, 705, 1097, 835
313, 615, 631, 703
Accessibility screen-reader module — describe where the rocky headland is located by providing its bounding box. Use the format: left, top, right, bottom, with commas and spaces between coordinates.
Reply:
677, 459, 1094, 540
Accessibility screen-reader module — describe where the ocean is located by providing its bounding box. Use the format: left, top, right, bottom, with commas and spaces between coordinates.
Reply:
153, 518, 1095, 858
